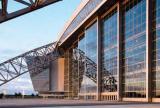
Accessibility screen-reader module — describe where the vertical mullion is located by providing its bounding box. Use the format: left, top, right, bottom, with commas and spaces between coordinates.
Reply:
146, 0, 152, 102
117, 1, 123, 101
97, 16, 102, 101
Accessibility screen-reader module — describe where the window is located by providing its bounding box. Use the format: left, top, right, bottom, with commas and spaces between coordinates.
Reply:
122, 0, 146, 98
101, 9, 118, 93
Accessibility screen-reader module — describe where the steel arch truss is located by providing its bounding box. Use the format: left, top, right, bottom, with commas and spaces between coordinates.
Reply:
0, 42, 60, 86
0, 0, 61, 23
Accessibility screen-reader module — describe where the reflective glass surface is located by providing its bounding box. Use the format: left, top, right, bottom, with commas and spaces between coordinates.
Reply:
152, 0, 160, 98
60, 0, 103, 42
79, 22, 97, 95
122, 0, 146, 98
101, 9, 118, 92
64, 43, 79, 99
64, 22, 98, 100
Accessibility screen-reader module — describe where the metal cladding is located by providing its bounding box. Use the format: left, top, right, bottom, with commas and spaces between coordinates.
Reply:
0, 0, 61, 23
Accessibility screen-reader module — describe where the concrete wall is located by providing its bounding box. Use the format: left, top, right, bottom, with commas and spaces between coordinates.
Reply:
50, 58, 64, 92
31, 69, 50, 92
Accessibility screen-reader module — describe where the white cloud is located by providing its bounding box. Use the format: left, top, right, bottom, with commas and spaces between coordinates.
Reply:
0, 73, 35, 95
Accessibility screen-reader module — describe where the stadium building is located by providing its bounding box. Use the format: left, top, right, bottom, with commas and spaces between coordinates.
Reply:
1, 0, 160, 102
52, 0, 160, 102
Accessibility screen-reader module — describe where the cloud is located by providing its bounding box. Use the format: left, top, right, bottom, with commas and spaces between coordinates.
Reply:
0, 73, 35, 95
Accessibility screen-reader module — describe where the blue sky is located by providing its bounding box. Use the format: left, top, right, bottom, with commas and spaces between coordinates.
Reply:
0, 0, 81, 95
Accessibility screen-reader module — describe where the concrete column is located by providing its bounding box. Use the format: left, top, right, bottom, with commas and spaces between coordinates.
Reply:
117, 1, 123, 101
97, 16, 102, 101
146, 0, 152, 102
49, 61, 52, 91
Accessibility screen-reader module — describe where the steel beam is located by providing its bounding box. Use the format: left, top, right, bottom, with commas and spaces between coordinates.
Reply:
0, 0, 61, 23
1, 0, 8, 16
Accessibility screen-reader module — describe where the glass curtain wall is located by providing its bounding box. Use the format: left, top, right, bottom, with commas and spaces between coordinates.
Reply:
152, 0, 160, 98
79, 22, 98, 100
64, 50, 70, 98
122, 0, 146, 98
101, 9, 118, 93
78, 35, 86, 98
64, 22, 98, 100
64, 43, 79, 99
71, 44, 79, 98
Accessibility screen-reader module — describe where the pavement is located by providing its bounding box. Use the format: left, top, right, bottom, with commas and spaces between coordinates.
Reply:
0, 99, 160, 108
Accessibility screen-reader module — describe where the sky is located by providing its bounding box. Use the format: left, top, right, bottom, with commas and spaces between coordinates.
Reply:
0, 0, 81, 95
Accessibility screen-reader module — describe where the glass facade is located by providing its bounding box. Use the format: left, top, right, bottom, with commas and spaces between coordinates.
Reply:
60, 0, 103, 41
63, 0, 160, 101
79, 22, 97, 99
64, 22, 98, 100
64, 42, 79, 99
122, 0, 146, 98
101, 9, 118, 93
152, 0, 160, 98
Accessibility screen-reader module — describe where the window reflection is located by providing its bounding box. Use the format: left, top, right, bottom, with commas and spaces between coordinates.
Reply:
64, 22, 98, 100
101, 9, 118, 93
79, 22, 98, 97
122, 0, 146, 98
152, 0, 160, 98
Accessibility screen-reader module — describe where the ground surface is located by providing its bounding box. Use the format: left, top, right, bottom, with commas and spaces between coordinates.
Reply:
0, 99, 159, 108
40, 104, 160, 108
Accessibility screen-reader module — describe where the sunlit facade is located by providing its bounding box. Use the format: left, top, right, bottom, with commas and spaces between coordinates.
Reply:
28, 0, 160, 102
122, 0, 146, 98
56, 0, 160, 102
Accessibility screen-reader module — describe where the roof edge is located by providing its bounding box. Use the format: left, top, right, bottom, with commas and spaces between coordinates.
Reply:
58, 0, 108, 46
56, 0, 89, 46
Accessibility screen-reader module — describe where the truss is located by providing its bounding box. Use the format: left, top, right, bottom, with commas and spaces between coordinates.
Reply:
0, 42, 61, 86
0, 0, 61, 23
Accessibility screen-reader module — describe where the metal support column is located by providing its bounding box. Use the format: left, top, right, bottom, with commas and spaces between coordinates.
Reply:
117, 1, 123, 102
146, 0, 152, 102
97, 16, 102, 101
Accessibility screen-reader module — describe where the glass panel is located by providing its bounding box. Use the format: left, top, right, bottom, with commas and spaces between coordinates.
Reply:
152, 0, 160, 98
60, 0, 103, 41
64, 50, 70, 98
122, 0, 146, 98
79, 22, 98, 100
64, 43, 79, 99
64, 22, 98, 100
101, 9, 118, 93
78, 36, 86, 95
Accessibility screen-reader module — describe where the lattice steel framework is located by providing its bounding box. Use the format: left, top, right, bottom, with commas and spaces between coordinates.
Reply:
0, 0, 61, 23
0, 42, 61, 86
